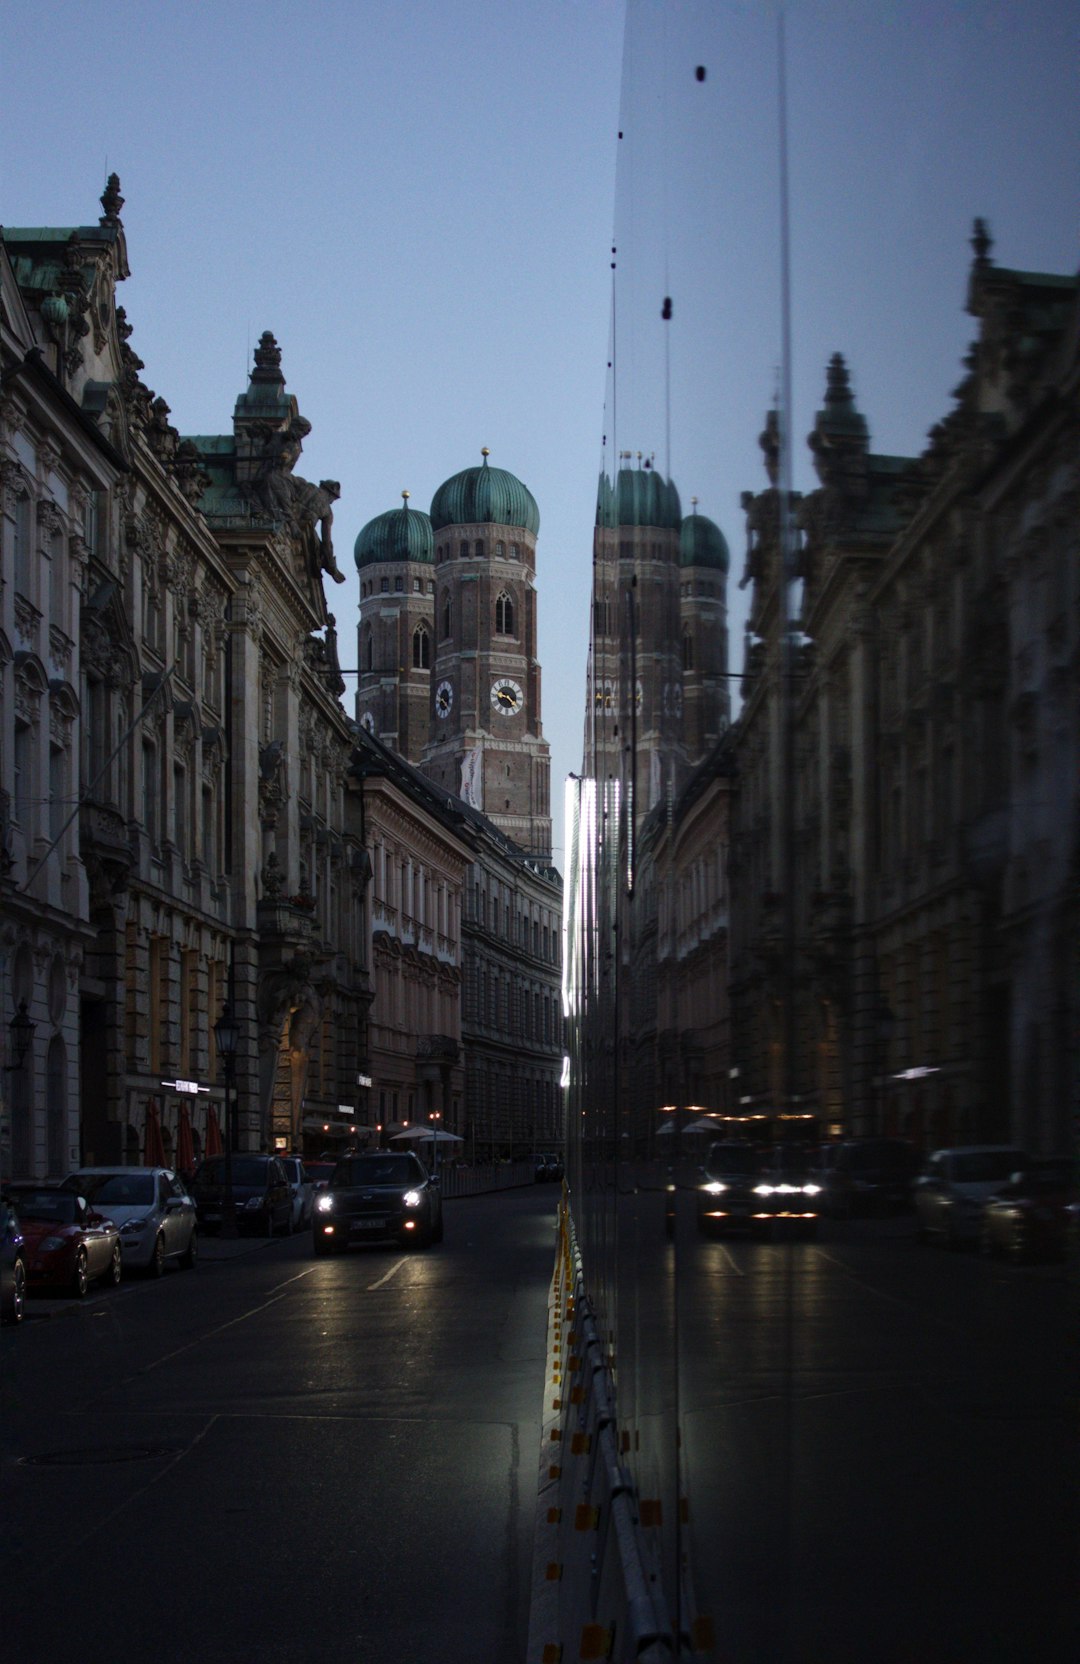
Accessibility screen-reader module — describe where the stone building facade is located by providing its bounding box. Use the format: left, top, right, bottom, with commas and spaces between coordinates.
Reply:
728, 225, 1079, 1157
1, 181, 372, 1178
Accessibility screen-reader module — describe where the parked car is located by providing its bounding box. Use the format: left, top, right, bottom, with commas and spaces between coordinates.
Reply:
979, 1159, 1076, 1262
751, 1145, 822, 1238
696, 1142, 767, 1235
304, 1161, 338, 1193
67, 1167, 197, 1275
534, 1152, 563, 1182
313, 1151, 443, 1253
189, 1155, 292, 1237
827, 1138, 921, 1216
4, 1183, 122, 1296
914, 1146, 1027, 1247
1, 1194, 27, 1325
279, 1156, 315, 1232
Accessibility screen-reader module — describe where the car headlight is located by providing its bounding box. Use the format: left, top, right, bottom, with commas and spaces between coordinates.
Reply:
403, 1190, 422, 1208
244, 1197, 263, 1210
315, 1194, 334, 1214
803, 1184, 821, 1196
120, 1218, 149, 1235
754, 1184, 775, 1196
704, 1182, 727, 1195
40, 1236, 68, 1252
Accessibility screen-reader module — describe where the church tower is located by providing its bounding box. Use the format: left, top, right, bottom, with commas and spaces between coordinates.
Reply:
354, 493, 435, 760
421, 451, 552, 860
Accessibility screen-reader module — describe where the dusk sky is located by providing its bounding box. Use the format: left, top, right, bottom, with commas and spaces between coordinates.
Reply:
5, 1, 1077, 864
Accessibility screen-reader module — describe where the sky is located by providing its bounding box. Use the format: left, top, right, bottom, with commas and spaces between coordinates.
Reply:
4, 0, 1077, 865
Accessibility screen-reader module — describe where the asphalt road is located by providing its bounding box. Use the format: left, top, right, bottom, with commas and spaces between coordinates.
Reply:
1, 1187, 559, 1664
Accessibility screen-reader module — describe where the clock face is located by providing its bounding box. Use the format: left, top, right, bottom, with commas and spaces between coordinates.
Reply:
435, 680, 453, 719
491, 676, 524, 715
360, 711, 375, 734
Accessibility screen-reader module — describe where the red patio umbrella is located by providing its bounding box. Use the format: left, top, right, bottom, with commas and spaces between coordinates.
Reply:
145, 1097, 167, 1167
205, 1103, 224, 1158
176, 1100, 196, 1174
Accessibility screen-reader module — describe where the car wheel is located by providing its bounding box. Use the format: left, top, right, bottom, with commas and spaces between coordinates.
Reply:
107, 1243, 122, 1286
150, 1232, 167, 1277
72, 1248, 89, 1298
181, 1229, 198, 1270
2, 1255, 26, 1325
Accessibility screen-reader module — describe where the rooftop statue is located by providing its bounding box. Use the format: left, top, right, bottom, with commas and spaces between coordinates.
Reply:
252, 417, 345, 583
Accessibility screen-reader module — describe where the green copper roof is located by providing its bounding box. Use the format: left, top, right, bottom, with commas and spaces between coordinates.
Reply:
430, 451, 539, 535
596, 464, 682, 531
680, 509, 729, 572
354, 496, 435, 569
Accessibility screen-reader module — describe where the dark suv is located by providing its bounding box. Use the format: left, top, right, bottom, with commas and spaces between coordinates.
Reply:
190, 1154, 292, 1236
313, 1151, 443, 1252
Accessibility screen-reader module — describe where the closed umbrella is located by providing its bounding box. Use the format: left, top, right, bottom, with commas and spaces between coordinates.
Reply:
205, 1103, 224, 1158
176, 1101, 196, 1174
145, 1097, 167, 1166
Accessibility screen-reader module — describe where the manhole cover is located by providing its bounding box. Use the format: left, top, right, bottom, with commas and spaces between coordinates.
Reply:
18, 1444, 185, 1467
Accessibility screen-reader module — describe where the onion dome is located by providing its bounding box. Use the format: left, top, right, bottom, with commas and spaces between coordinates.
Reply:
430, 449, 539, 535
596, 456, 682, 529
679, 500, 729, 571
354, 491, 434, 570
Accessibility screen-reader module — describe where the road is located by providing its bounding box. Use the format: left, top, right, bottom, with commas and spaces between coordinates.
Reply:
1, 1187, 558, 1664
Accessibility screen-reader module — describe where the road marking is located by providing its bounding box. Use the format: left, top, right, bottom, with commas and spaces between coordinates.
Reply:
716, 1244, 746, 1275
368, 1257, 408, 1290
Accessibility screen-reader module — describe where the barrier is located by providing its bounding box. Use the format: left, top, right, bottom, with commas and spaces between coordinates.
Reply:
526, 1191, 675, 1663
437, 1159, 537, 1197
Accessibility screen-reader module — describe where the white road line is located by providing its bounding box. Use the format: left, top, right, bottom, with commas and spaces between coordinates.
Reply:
717, 1244, 746, 1275
367, 1257, 408, 1291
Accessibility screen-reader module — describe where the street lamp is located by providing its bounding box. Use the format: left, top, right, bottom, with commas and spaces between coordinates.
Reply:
213, 1005, 240, 1239
5, 1001, 35, 1072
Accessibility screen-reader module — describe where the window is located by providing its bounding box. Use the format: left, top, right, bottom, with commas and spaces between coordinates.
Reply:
495, 592, 515, 635
509, 543, 520, 561
413, 624, 431, 668
14, 722, 32, 827
13, 491, 32, 597
395, 576, 403, 592
441, 593, 452, 640
459, 541, 469, 560
683, 632, 694, 670
474, 539, 485, 558
496, 541, 505, 558
364, 626, 374, 671
380, 577, 389, 593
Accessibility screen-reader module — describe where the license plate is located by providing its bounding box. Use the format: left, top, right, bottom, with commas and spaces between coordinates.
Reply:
351, 1219, 385, 1233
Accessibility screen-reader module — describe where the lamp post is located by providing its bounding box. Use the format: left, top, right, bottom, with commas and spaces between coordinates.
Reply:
213, 1005, 240, 1239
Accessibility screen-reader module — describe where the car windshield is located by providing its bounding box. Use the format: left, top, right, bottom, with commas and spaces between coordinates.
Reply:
705, 1145, 760, 1177
77, 1173, 156, 1205
952, 1151, 1025, 1182
196, 1157, 271, 1186
334, 1156, 421, 1188
9, 1190, 77, 1223
770, 1148, 813, 1178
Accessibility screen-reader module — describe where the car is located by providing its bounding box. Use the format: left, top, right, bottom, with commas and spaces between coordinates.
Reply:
534, 1152, 563, 1182
979, 1159, 1076, 1262
826, 1138, 921, 1216
313, 1150, 443, 1253
751, 1145, 822, 1238
189, 1154, 292, 1237
67, 1167, 198, 1275
696, 1142, 767, 1235
914, 1146, 1028, 1247
4, 1183, 122, 1297
279, 1156, 315, 1232
304, 1160, 338, 1192
1, 1194, 27, 1325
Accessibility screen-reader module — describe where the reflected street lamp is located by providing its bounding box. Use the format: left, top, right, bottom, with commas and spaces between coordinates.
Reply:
214, 1005, 240, 1239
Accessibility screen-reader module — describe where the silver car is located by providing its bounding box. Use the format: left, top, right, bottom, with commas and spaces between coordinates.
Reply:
69, 1167, 198, 1275
279, 1156, 315, 1233
914, 1146, 1027, 1247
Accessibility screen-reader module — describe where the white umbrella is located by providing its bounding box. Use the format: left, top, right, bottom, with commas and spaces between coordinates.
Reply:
389, 1127, 464, 1145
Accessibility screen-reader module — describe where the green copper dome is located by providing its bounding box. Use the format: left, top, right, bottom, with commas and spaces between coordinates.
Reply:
680, 508, 729, 572
430, 451, 540, 535
596, 463, 682, 530
354, 495, 434, 570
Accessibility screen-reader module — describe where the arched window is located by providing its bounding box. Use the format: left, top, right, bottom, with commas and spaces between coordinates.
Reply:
683, 632, 694, 670
495, 592, 515, 635
412, 624, 430, 669
474, 539, 485, 558
459, 540, 469, 560
495, 541, 505, 559
363, 626, 374, 671
441, 593, 452, 640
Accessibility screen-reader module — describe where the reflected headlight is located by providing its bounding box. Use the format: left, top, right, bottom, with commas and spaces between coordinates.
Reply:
315, 1194, 334, 1214
803, 1184, 821, 1196
403, 1190, 422, 1209
704, 1181, 727, 1195
754, 1184, 775, 1196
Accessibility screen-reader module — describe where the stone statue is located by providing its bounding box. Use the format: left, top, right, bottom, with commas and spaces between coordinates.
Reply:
252, 420, 345, 583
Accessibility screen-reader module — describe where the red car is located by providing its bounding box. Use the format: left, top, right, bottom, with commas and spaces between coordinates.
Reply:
5, 1183, 122, 1297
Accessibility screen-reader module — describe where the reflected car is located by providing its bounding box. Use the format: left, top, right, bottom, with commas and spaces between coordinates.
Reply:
279, 1156, 315, 1232
5, 1184, 122, 1296
189, 1155, 292, 1237
914, 1146, 1027, 1247
313, 1151, 443, 1253
534, 1152, 563, 1183
67, 1167, 197, 1275
751, 1146, 822, 1238
696, 1142, 767, 1235
979, 1159, 1076, 1262
827, 1138, 921, 1216
1, 1194, 27, 1325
